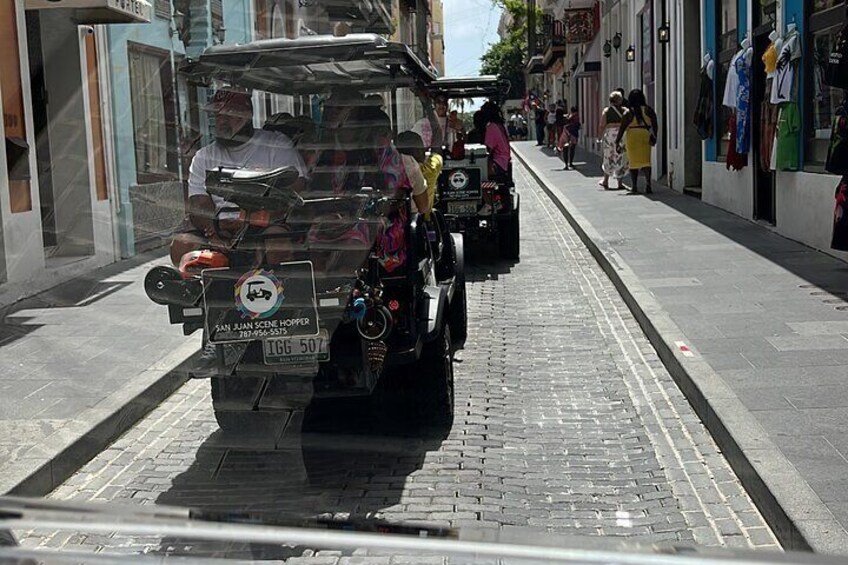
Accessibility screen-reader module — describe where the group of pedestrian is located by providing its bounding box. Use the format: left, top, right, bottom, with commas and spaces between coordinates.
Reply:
532, 99, 583, 169
533, 88, 658, 194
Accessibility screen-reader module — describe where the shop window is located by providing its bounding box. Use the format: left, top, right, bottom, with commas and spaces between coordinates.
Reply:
805, 1, 847, 168
128, 44, 178, 183
715, 0, 738, 159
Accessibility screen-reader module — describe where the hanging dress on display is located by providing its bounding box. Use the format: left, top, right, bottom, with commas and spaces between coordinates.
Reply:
833, 176, 848, 252
760, 42, 780, 171
775, 103, 801, 171
826, 98, 848, 176
771, 29, 802, 105
726, 116, 748, 171
694, 64, 714, 139
735, 53, 752, 154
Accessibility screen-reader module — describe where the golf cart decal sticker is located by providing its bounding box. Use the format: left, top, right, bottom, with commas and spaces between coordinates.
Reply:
234, 269, 285, 320
202, 261, 319, 344
449, 170, 470, 190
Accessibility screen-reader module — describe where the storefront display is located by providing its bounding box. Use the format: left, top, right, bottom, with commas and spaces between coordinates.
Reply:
760, 30, 780, 171
823, 13, 848, 88
694, 53, 715, 139
775, 102, 801, 171
771, 23, 801, 104
735, 44, 752, 154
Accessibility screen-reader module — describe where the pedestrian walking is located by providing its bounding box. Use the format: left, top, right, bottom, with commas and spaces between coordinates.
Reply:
546, 103, 557, 147
615, 89, 658, 194
598, 91, 629, 189
557, 106, 581, 169
533, 102, 546, 145
555, 101, 566, 146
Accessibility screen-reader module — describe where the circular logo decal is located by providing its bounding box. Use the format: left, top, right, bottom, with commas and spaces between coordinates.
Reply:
234, 269, 285, 319
449, 170, 469, 190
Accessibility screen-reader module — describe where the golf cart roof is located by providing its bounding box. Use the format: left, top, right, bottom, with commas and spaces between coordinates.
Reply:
180, 34, 436, 95
431, 76, 510, 100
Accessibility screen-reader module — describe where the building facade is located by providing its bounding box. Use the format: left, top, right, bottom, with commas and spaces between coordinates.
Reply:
698, 0, 847, 261
0, 0, 149, 303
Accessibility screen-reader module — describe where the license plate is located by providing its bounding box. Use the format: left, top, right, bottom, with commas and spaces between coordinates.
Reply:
447, 201, 478, 216
263, 330, 330, 365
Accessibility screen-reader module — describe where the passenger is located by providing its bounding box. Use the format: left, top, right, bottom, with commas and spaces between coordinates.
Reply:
480, 100, 511, 182
477, 101, 512, 216
396, 131, 442, 217
466, 110, 486, 144
413, 92, 461, 149
170, 89, 308, 266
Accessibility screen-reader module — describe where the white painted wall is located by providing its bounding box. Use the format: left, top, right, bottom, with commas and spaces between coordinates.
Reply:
776, 172, 848, 262
702, 161, 754, 220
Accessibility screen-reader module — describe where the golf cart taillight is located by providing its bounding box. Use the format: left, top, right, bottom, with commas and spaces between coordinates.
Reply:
178, 250, 229, 279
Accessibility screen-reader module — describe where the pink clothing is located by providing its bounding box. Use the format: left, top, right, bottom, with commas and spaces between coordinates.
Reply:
484, 122, 511, 171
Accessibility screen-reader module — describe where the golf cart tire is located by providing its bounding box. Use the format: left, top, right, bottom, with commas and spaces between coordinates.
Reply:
414, 323, 455, 429
448, 233, 467, 346
499, 207, 520, 260
210, 376, 284, 437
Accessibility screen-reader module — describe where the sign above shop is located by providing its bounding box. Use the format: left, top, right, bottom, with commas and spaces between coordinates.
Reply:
25, 0, 152, 24
564, 8, 595, 44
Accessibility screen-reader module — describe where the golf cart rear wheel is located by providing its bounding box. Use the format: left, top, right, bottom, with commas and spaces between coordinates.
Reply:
415, 324, 454, 428
498, 208, 520, 260
448, 233, 467, 345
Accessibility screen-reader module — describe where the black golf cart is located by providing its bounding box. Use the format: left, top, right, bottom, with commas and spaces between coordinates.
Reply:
429, 76, 520, 260
143, 35, 466, 440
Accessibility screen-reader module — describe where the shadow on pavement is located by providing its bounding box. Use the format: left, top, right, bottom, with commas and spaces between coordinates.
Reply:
0, 248, 170, 348
153, 397, 449, 560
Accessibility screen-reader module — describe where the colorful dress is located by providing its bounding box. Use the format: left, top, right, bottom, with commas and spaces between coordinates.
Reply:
735, 53, 751, 155
775, 102, 801, 171
602, 106, 628, 179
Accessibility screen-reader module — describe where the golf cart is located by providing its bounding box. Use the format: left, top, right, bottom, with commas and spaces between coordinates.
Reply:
429, 76, 520, 260
143, 35, 466, 438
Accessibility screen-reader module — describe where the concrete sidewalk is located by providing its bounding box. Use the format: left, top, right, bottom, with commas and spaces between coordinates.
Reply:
513, 142, 848, 554
0, 252, 200, 496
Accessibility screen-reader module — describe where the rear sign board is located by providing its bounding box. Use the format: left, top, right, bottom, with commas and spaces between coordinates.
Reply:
202, 261, 319, 344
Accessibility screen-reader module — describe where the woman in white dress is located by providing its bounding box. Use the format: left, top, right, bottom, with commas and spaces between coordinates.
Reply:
598, 91, 629, 190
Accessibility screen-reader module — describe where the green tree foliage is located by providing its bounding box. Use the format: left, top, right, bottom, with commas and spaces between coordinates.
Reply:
480, 0, 538, 99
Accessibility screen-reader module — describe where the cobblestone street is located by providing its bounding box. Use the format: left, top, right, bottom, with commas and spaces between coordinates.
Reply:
16, 161, 780, 560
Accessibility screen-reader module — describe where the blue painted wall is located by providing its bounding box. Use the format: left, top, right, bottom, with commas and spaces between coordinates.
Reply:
704, 0, 717, 161
107, 1, 253, 258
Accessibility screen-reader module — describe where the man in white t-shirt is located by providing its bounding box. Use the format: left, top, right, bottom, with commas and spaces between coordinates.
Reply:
170, 89, 308, 266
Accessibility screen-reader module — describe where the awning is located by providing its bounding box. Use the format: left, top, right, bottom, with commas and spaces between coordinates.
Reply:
25, 0, 152, 23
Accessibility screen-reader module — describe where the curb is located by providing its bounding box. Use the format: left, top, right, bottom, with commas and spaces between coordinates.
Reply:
2, 337, 200, 497
514, 145, 848, 554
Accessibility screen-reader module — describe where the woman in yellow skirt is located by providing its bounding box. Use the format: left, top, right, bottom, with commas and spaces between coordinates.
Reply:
614, 89, 659, 194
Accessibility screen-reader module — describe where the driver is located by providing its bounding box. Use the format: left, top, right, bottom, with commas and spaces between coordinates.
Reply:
170, 89, 309, 266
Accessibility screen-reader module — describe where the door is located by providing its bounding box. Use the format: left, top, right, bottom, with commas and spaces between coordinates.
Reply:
752, 9, 776, 223
25, 11, 57, 249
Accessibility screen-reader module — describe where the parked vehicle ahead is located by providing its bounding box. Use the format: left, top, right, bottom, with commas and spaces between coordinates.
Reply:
143, 34, 467, 440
